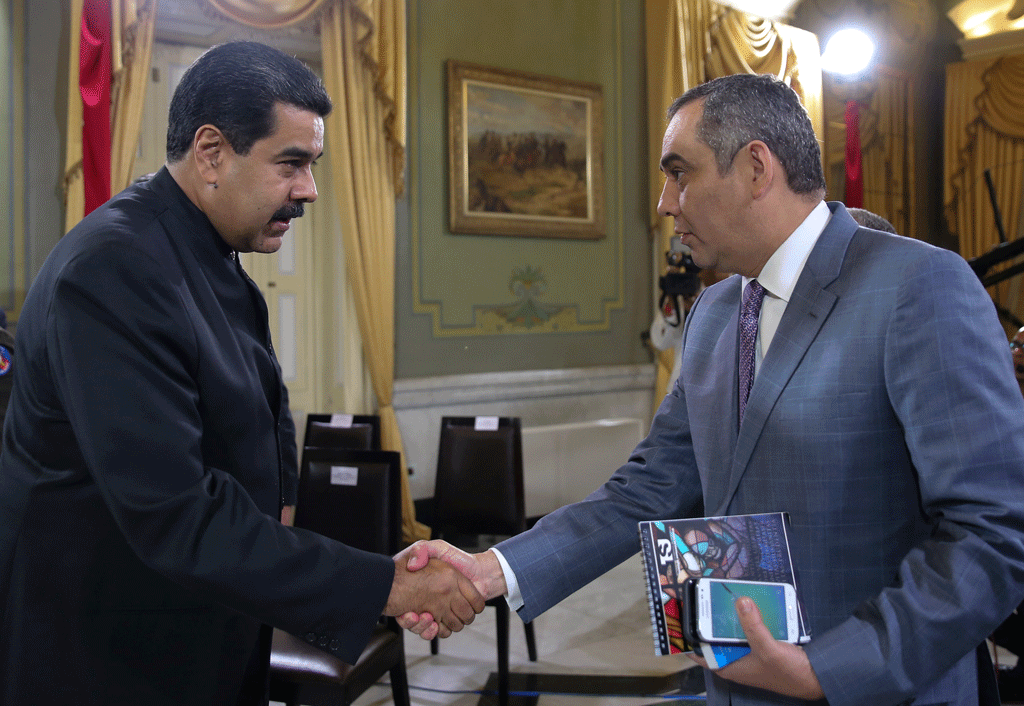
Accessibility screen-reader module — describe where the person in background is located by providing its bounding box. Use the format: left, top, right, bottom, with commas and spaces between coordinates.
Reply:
646, 241, 704, 389
1010, 325, 1024, 396
0, 41, 482, 706
845, 206, 896, 234
402, 73, 1024, 706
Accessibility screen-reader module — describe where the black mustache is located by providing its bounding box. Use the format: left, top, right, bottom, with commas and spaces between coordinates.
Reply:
272, 202, 305, 221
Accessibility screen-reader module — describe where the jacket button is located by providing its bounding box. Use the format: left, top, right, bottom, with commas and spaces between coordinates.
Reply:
305, 633, 316, 643
329, 639, 340, 650
318, 636, 328, 647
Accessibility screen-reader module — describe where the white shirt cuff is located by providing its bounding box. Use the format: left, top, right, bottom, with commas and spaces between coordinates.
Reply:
489, 547, 524, 612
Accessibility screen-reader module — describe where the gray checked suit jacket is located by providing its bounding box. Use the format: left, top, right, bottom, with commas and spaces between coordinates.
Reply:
497, 202, 1024, 706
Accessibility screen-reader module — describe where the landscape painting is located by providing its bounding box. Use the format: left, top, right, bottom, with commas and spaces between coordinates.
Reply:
447, 61, 604, 239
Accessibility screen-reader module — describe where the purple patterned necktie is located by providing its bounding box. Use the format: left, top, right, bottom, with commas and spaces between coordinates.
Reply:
738, 280, 766, 421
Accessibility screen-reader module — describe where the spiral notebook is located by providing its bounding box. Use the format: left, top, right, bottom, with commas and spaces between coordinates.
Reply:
638, 511, 809, 667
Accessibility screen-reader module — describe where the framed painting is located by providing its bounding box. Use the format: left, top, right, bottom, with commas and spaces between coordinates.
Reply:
447, 60, 604, 239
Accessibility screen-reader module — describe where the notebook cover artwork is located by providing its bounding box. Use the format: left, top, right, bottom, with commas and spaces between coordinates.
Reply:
638, 511, 808, 660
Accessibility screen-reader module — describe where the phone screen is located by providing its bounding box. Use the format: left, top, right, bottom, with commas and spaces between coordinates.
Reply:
705, 580, 792, 641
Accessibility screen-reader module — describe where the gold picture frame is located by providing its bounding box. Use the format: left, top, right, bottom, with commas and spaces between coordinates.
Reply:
447, 60, 604, 239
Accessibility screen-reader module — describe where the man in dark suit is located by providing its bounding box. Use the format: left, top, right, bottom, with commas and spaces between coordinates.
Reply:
401, 74, 1024, 706
0, 41, 482, 706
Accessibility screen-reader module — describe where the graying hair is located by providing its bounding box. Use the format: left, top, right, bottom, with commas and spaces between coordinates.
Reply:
667, 74, 825, 197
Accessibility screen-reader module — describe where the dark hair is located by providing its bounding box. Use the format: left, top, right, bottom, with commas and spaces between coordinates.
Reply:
166, 41, 332, 163
846, 207, 897, 234
667, 74, 825, 197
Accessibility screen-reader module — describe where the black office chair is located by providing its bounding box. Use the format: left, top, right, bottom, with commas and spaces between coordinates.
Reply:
302, 413, 381, 451
269, 448, 409, 706
430, 416, 537, 705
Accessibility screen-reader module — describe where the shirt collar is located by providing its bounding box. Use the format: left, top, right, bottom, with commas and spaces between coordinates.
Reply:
743, 200, 831, 301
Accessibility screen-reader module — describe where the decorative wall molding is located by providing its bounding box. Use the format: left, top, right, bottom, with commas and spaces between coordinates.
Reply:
394, 363, 655, 409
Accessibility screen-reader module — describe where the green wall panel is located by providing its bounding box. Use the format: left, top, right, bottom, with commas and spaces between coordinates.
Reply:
397, 0, 651, 377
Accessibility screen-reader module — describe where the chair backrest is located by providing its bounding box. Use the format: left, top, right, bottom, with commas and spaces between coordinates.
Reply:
433, 416, 525, 538
303, 413, 381, 452
295, 448, 401, 555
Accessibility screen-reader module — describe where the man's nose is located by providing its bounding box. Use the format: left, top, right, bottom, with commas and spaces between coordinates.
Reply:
293, 167, 318, 203
658, 179, 678, 217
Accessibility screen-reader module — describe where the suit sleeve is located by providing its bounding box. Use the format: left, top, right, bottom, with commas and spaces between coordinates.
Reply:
497, 308, 707, 623
804, 248, 1024, 705
47, 240, 392, 664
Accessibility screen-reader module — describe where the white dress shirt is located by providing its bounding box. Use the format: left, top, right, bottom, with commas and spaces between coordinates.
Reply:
493, 200, 832, 612
742, 200, 830, 370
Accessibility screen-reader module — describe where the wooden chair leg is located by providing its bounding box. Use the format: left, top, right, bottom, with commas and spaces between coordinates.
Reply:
496, 600, 510, 706
524, 620, 537, 662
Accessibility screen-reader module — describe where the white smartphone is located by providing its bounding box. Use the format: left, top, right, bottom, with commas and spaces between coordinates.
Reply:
694, 578, 800, 644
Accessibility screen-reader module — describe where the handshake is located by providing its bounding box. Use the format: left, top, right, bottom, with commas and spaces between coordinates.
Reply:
384, 540, 507, 639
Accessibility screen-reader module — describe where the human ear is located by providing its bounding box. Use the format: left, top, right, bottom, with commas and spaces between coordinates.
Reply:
193, 125, 225, 188
744, 140, 774, 200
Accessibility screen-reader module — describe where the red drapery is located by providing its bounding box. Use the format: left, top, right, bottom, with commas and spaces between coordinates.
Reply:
844, 99, 863, 208
80, 0, 112, 216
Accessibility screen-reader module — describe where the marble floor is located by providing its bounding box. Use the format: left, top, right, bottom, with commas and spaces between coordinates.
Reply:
275, 554, 1020, 706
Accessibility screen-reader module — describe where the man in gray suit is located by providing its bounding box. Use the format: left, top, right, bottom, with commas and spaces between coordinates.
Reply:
402, 73, 1024, 705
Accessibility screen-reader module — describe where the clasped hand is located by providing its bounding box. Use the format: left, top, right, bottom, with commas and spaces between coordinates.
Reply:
384, 543, 487, 638
392, 540, 506, 640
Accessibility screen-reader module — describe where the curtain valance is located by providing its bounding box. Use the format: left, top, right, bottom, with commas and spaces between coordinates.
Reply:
201, 0, 327, 29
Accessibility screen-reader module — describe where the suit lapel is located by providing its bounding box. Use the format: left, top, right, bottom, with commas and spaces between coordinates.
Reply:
710, 203, 859, 515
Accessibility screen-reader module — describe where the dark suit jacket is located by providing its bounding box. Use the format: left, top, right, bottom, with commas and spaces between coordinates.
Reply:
498, 203, 1024, 706
0, 168, 394, 705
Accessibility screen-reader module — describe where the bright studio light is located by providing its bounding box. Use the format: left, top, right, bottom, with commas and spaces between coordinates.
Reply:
820, 28, 875, 76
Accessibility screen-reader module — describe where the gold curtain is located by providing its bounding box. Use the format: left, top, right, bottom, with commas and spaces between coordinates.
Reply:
111, 0, 157, 192
63, 0, 157, 232
644, 0, 823, 408
862, 70, 915, 240
645, 0, 712, 413
64, 0, 86, 233
946, 54, 1024, 332
823, 67, 916, 240
704, 7, 823, 141
321, 0, 426, 543
203, 0, 327, 28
